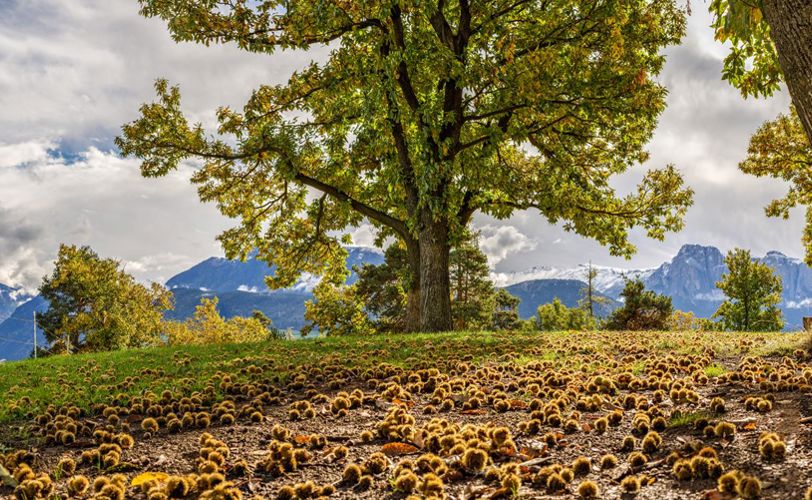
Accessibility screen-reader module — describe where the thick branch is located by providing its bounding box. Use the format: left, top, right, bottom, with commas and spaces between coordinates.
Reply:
293, 172, 410, 240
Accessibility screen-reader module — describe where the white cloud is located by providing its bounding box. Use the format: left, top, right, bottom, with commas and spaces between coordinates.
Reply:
349, 224, 378, 248
0, 0, 322, 148
0, 141, 54, 168
0, 141, 230, 291
786, 299, 812, 309
477, 225, 536, 267
0, 0, 806, 293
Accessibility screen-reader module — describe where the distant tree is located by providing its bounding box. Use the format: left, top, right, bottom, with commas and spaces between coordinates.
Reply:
713, 248, 784, 331
667, 309, 708, 331
354, 244, 411, 333
605, 279, 672, 330
450, 234, 495, 330
251, 309, 283, 339
38, 244, 173, 354
165, 297, 275, 345
578, 261, 612, 318
536, 298, 594, 331
492, 289, 521, 331
119, 0, 694, 332
302, 282, 375, 337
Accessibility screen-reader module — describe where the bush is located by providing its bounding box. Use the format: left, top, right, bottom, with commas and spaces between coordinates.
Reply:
605, 280, 672, 331
165, 297, 278, 345
536, 299, 594, 331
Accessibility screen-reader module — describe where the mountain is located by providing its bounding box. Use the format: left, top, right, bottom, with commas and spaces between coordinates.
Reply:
496, 244, 812, 328
0, 247, 384, 362
643, 244, 727, 318
504, 279, 618, 318
0, 296, 48, 362
4, 243, 812, 361
166, 288, 309, 331
164, 247, 385, 331
167, 247, 384, 293
641, 245, 812, 329
0, 283, 31, 323
492, 264, 654, 298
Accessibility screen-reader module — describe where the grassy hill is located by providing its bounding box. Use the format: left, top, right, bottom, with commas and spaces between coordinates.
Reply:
1, 330, 811, 499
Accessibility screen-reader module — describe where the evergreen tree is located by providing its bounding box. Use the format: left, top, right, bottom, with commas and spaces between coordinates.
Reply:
492, 289, 521, 331
450, 234, 494, 330
354, 234, 499, 331
578, 261, 611, 318
605, 279, 672, 330
354, 244, 411, 332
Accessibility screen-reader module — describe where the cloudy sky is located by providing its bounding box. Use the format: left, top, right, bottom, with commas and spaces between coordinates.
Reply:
0, 0, 799, 291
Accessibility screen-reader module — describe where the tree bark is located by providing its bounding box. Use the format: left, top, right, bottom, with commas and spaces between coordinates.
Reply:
418, 214, 452, 331
404, 239, 421, 332
762, 0, 812, 143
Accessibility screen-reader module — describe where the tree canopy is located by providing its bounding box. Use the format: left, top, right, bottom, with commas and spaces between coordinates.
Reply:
118, 0, 693, 330
536, 298, 594, 331
38, 245, 173, 354
713, 248, 784, 332
738, 108, 812, 264
710, 0, 812, 142
165, 297, 280, 344
605, 279, 672, 330
710, 0, 812, 263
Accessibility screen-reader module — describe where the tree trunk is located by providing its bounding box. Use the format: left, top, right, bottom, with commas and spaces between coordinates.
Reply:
418, 215, 452, 332
404, 239, 421, 332
762, 0, 812, 142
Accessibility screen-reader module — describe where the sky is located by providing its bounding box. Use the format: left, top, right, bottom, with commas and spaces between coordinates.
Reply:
0, 0, 800, 292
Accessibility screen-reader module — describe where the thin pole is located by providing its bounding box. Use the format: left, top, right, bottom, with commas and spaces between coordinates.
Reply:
33, 311, 37, 359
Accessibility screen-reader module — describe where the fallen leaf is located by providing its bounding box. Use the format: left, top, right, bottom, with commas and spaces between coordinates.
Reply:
460, 409, 488, 415
294, 435, 311, 444
381, 442, 419, 456
131, 472, 169, 487
700, 489, 724, 500
519, 446, 546, 459
517, 456, 554, 468
508, 399, 528, 410
0, 463, 18, 488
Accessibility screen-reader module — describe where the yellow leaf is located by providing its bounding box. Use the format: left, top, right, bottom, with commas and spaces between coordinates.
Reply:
131, 472, 169, 487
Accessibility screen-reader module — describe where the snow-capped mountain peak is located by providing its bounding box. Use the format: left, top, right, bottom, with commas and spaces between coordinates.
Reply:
490, 264, 654, 295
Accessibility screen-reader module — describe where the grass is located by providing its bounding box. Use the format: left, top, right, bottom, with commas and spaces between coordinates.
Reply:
0, 329, 805, 427
704, 363, 727, 377
668, 410, 713, 428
